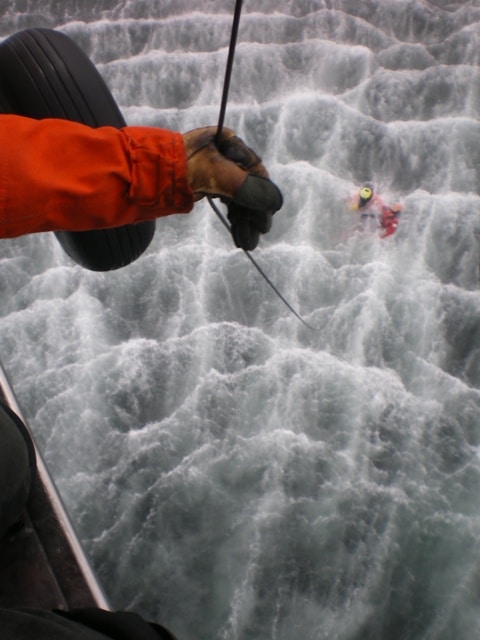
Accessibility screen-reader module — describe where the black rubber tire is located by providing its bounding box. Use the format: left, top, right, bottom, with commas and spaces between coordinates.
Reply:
0, 28, 156, 271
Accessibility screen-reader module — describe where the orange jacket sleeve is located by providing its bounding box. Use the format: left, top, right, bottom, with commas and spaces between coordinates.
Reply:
0, 115, 194, 238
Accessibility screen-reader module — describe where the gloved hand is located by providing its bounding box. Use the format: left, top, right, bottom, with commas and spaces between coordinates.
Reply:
183, 126, 283, 250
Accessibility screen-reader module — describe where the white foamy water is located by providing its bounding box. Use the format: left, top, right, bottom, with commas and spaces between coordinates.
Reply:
2, 2, 480, 639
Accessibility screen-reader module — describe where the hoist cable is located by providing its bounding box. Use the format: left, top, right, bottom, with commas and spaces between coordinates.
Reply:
208, 197, 317, 330
209, 0, 316, 330
215, 0, 243, 144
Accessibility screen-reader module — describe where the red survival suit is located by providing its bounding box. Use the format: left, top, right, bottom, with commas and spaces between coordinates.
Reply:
378, 204, 402, 238
0, 115, 194, 238
349, 189, 402, 239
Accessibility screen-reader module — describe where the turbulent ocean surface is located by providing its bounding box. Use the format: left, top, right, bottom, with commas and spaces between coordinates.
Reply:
2, 1, 480, 638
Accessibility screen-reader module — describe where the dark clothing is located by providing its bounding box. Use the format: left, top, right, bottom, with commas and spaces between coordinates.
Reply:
0, 403, 35, 540
0, 609, 177, 640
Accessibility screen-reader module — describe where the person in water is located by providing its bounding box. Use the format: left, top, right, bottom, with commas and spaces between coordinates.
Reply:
350, 183, 402, 238
0, 116, 282, 251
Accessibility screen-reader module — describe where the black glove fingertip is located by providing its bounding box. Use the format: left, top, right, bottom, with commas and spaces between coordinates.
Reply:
228, 203, 260, 251
231, 221, 260, 251
253, 211, 272, 234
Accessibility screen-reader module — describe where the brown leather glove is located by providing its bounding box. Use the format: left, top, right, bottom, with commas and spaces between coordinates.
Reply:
183, 126, 283, 250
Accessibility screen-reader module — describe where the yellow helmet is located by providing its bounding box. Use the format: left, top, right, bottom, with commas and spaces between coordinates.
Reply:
359, 186, 373, 203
